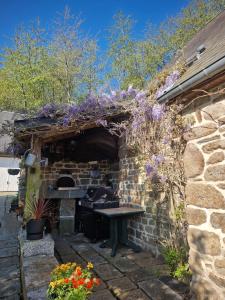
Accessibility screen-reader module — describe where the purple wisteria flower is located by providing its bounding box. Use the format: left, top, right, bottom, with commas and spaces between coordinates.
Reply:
146, 163, 154, 176
120, 90, 127, 99
152, 104, 165, 121
155, 70, 180, 99
96, 119, 108, 127
135, 91, 147, 102
152, 154, 165, 165
37, 103, 58, 118
127, 85, 137, 98
62, 116, 70, 127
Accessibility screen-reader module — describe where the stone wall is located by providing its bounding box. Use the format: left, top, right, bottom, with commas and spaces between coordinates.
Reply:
41, 160, 119, 192
183, 97, 225, 299
118, 141, 172, 256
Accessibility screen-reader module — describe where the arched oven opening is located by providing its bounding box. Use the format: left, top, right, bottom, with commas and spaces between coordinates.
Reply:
56, 175, 75, 189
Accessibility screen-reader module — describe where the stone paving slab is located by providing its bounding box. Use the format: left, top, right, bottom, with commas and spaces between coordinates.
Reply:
94, 263, 123, 281
89, 242, 112, 257
112, 256, 140, 273
126, 268, 155, 283
119, 288, 150, 300
0, 264, 20, 280
74, 246, 99, 258
24, 256, 58, 290
0, 239, 18, 249
55, 240, 73, 256
27, 285, 49, 300
0, 277, 21, 299
89, 289, 116, 300
107, 276, 137, 297
0, 294, 20, 300
0, 255, 19, 268
66, 233, 90, 243
139, 278, 183, 300
83, 253, 107, 265
0, 246, 18, 258
143, 264, 170, 277
60, 253, 86, 267
0, 213, 20, 238
127, 252, 164, 268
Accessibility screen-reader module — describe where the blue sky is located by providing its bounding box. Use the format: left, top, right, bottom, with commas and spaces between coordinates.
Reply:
0, 0, 189, 49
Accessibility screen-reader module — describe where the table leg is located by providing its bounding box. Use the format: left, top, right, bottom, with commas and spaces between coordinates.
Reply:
110, 218, 118, 257
120, 218, 142, 253
99, 218, 118, 256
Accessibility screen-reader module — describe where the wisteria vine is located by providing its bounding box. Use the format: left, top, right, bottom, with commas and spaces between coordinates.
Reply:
37, 70, 187, 195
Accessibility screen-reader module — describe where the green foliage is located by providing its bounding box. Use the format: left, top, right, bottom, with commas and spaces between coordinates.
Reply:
24, 163, 42, 221
162, 245, 191, 283
0, 8, 100, 111
107, 0, 225, 89
174, 202, 185, 222
173, 263, 191, 283
163, 246, 185, 274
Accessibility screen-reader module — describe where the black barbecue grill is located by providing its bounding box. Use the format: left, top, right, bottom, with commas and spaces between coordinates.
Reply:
77, 186, 119, 242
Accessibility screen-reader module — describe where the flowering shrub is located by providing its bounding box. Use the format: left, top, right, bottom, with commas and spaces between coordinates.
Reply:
47, 262, 100, 300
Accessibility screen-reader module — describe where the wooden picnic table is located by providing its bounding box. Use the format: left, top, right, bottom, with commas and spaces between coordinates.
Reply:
94, 207, 145, 257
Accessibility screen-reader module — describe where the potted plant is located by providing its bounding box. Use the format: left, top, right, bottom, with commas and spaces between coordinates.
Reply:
26, 198, 50, 240
47, 262, 101, 300
9, 195, 19, 212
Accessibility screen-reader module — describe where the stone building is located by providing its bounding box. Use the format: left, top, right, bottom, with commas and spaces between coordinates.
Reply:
14, 10, 225, 300
157, 10, 225, 300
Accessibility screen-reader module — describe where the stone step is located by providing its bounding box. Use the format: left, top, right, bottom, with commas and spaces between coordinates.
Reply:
138, 278, 183, 300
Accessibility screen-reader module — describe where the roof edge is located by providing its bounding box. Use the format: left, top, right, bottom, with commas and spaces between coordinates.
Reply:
157, 55, 225, 104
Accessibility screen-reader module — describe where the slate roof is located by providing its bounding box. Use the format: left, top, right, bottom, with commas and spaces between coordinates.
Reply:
174, 10, 225, 87
157, 10, 225, 102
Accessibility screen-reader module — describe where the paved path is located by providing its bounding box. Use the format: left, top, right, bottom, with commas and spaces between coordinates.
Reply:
55, 234, 188, 300
0, 213, 21, 299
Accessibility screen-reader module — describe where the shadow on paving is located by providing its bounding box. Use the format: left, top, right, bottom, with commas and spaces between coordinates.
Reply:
54, 233, 188, 300
0, 213, 21, 299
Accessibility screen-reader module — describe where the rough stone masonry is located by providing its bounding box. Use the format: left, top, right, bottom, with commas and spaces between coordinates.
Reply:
183, 96, 225, 299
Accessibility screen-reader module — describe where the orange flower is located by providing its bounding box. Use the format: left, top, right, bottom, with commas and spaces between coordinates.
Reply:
77, 278, 85, 285
75, 266, 82, 277
64, 278, 69, 284
86, 280, 93, 289
72, 279, 78, 288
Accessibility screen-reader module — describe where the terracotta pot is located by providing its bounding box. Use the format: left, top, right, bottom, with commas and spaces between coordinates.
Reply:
26, 219, 45, 240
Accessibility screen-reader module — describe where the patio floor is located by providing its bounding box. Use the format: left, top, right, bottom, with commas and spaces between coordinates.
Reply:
54, 233, 188, 300
0, 213, 21, 299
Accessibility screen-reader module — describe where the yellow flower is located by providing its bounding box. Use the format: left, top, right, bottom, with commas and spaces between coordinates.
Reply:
49, 281, 57, 289
87, 262, 94, 269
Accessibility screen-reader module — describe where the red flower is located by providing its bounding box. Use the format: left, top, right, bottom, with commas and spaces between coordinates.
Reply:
64, 278, 69, 284
86, 280, 93, 289
72, 279, 78, 288
77, 278, 85, 285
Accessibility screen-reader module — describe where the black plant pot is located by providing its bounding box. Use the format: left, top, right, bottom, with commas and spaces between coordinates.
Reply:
26, 219, 45, 240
